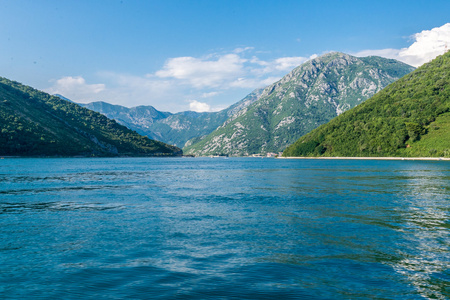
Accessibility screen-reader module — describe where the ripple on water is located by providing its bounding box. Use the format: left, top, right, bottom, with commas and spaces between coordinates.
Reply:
0, 158, 449, 299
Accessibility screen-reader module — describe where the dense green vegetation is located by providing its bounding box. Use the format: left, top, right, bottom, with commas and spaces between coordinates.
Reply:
283, 51, 450, 158
0, 77, 182, 156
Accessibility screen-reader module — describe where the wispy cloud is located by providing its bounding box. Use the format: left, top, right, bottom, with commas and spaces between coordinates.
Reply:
354, 23, 450, 67
249, 54, 316, 76
201, 91, 220, 98
233, 47, 254, 54
273, 56, 310, 71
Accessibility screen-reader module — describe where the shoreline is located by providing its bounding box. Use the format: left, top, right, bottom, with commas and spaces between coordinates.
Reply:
278, 156, 450, 161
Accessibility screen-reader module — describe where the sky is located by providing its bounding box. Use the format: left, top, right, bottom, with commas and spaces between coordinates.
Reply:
1, 0, 450, 112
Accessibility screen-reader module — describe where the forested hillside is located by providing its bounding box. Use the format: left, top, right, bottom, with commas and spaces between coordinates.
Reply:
283, 51, 450, 158
0, 77, 182, 156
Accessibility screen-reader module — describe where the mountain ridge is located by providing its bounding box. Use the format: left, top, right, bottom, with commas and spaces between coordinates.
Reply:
184, 52, 415, 156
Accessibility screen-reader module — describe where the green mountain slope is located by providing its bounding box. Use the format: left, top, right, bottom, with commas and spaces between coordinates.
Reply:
80, 88, 263, 148
184, 53, 414, 156
283, 51, 450, 158
0, 77, 182, 156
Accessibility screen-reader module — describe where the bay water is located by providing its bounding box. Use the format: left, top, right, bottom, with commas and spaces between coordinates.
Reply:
1, 157, 449, 299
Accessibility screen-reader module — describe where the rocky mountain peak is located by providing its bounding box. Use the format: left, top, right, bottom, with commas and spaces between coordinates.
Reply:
184, 53, 415, 156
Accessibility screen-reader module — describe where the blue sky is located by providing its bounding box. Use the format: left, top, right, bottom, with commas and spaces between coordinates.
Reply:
1, 0, 450, 112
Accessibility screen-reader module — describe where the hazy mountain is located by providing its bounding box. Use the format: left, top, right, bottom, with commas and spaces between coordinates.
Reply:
82, 101, 172, 141
184, 52, 415, 156
79, 88, 264, 148
0, 77, 182, 157
283, 51, 450, 158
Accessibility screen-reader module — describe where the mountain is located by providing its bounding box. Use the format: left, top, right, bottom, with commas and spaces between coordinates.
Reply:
54, 94, 74, 103
80, 88, 263, 148
82, 101, 172, 141
184, 52, 415, 156
149, 89, 263, 147
0, 77, 182, 157
283, 51, 450, 158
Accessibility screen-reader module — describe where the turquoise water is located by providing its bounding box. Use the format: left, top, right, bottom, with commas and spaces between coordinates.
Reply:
1, 157, 449, 299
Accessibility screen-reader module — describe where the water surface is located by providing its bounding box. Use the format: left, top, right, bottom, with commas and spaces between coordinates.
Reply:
1, 157, 449, 299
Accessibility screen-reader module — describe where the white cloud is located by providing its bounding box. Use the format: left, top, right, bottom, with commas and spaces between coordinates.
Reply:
354, 23, 450, 67
398, 23, 450, 67
155, 54, 247, 88
45, 76, 105, 102
234, 47, 254, 53
189, 100, 211, 112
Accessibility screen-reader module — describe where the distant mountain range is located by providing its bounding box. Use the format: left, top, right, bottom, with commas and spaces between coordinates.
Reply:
0, 77, 182, 157
184, 52, 415, 156
80, 89, 263, 148
79, 52, 414, 156
283, 51, 450, 158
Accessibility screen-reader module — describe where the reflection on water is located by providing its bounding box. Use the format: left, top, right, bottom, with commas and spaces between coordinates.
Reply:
0, 158, 449, 299
1, 201, 123, 213
392, 167, 450, 300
